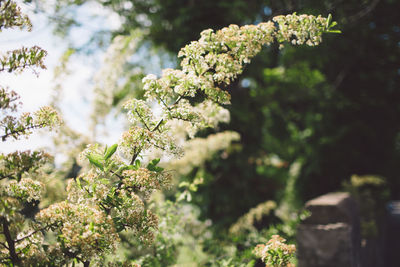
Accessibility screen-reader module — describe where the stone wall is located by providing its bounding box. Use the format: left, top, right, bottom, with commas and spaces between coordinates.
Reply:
297, 192, 361, 267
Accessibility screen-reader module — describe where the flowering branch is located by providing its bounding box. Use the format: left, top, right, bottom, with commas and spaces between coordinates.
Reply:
0, 106, 62, 142
77, 13, 338, 252
0, 46, 47, 74
14, 223, 56, 243
253, 235, 296, 267
0, 0, 32, 31
23, 12, 338, 265
1, 122, 45, 141
0, 2, 63, 265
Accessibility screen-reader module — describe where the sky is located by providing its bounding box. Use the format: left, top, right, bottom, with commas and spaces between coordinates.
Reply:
0, 1, 123, 154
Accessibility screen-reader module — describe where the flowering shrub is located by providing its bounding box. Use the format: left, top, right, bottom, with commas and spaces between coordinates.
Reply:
0, 1, 62, 266
229, 201, 277, 235
0, 0, 339, 265
253, 235, 296, 267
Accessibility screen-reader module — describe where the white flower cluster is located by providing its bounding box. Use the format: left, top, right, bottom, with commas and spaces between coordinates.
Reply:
37, 201, 119, 262
253, 235, 296, 267
119, 125, 183, 157
229, 200, 277, 235
66, 171, 109, 204
33, 106, 63, 130
39, 13, 334, 265
124, 98, 155, 128
6, 177, 44, 202
273, 14, 328, 47
178, 22, 276, 89
120, 13, 333, 162
122, 167, 169, 194
109, 188, 159, 244
64, 156, 170, 245
169, 131, 240, 175
14, 230, 48, 265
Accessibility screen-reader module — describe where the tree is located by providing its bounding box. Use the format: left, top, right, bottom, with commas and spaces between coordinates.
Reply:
28, 0, 400, 264
0, 1, 62, 265
87, 0, 400, 229
1, 2, 336, 264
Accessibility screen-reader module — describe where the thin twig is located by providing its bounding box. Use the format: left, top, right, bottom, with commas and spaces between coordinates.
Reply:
135, 110, 151, 131
15, 224, 55, 243
110, 169, 123, 180
0, 241, 8, 249
130, 150, 141, 165
152, 119, 164, 132
1, 122, 46, 142
157, 95, 171, 111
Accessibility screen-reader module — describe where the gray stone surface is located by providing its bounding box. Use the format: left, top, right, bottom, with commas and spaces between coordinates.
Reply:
303, 192, 358, 225
297, 192, 360, 267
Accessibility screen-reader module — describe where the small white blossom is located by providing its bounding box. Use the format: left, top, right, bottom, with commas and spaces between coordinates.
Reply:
6, 178, 44, 202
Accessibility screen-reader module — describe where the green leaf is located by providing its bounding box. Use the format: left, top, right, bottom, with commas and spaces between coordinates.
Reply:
99, 178, 110, 185
189, 184, 198, 192
330, 21, 338, 28
86, 153, 104, 171
109, 187, 117, 197
155, 166, 164, 172
127, 165, 137, 170
176, 191, 186, 202
147, 158, 164, 172
134, 159, 141, 169
150, 158, 160, 165
116, 165, 129, 174
76, 177, 81, 189
26, 116, 32, 125
104, 144, 118, 160
104, 165, 111, 173
89, 222, 94, 232
178, 181, 190, 188
326, 14, 332, 28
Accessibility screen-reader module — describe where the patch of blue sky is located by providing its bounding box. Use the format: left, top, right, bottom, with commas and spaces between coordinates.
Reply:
0, 1, 122, 154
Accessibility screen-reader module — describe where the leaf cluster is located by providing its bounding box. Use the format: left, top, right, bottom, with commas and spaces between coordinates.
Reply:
0, 0, 32, 31
0, 46, 47, 74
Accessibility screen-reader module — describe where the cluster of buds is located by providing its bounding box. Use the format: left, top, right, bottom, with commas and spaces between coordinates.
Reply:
254, 235, 296, 267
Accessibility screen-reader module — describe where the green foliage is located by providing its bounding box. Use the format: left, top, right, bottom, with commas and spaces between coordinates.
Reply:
229, 200, 277, 235
253, 235, 296, 267
88, 0, 400, 231
0, 2, 63, 265
325, 13, 341, 34
0, 45, 47, 74
1, 103, 62, 142
30, 1, 400, 265
0, 8, 60, 142
0, 0, 31, 31
147, 158, 163, 173
62, 11, 332, 266
1, 0, 339, 265
104, 144, 118, 160
0, 150, 52, 181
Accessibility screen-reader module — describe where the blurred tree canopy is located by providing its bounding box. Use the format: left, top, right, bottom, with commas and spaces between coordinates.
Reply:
35, 0, 400, 229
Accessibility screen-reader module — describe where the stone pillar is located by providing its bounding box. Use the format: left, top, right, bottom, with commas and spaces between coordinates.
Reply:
385, 201, 400, 267
297, 192, 360, 267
